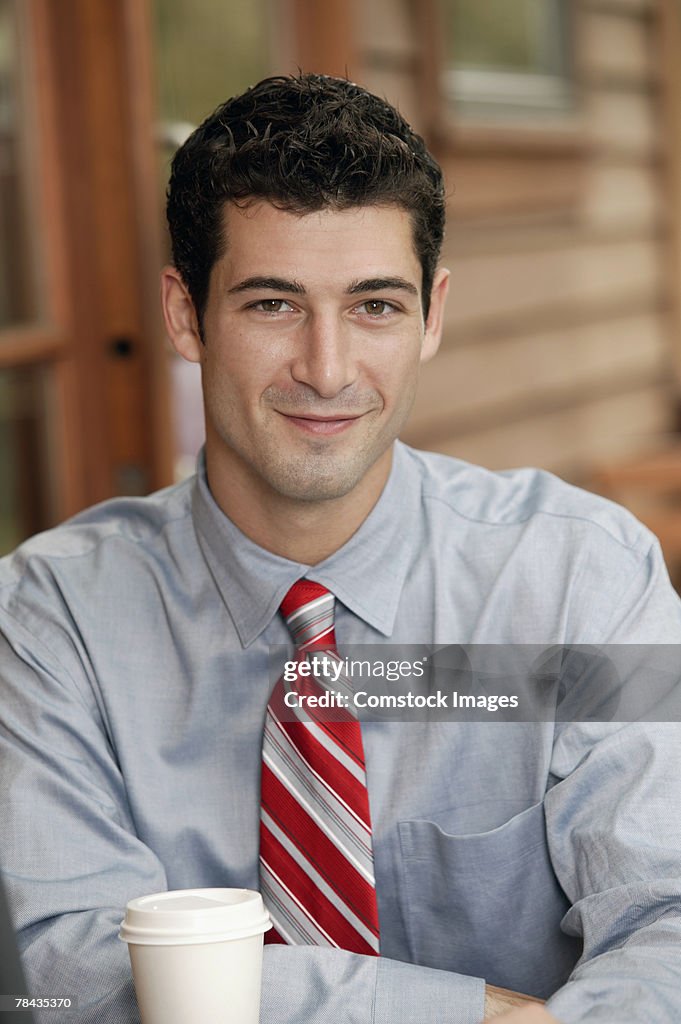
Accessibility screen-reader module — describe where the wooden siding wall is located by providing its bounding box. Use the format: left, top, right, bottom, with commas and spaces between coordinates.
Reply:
358, 0, 677, 480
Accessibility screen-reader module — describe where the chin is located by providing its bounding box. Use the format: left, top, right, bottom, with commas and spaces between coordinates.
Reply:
265, 460, 368, 504
275, 476, 360, 503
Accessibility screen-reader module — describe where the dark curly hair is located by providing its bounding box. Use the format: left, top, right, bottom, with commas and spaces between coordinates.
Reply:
166, 73, 446, 332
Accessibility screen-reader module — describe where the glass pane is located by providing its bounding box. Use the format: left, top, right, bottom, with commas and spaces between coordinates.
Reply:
153, 0, 268, 479
0, 365, 54, 553
445, 0, 567, 75
154, 0, 267, 133
0, 0, 39, 327
440, 0, 573, 119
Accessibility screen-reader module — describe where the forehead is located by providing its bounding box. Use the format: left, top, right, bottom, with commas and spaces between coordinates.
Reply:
216, 201, 421, 288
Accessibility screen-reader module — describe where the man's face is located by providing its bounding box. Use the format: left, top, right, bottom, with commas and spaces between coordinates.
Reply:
187, 201, 447, 505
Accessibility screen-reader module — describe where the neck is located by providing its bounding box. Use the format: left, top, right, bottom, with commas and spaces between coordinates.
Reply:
204, 445, 393, 564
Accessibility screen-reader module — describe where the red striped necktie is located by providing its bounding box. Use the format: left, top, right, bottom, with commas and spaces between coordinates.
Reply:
259, 580, 380, 954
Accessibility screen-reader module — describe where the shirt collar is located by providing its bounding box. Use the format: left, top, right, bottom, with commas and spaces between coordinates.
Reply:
191, 442, 421, 646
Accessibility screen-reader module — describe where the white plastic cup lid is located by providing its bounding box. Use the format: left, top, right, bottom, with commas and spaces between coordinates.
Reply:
118, 888, 272, 946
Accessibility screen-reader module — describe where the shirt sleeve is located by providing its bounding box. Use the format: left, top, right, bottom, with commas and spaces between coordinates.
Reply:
544, 538, 681, 1023
545, 721, 681, 1024
261, 948, 485, 1024
0, 610, 486, 1024
0, 613, 161, 1024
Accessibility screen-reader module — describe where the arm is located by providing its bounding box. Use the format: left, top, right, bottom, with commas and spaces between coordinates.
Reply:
261, 949, 484, 1023
484, 986, 551, 1020
541, 540, 681, 1022
542, 719, 681, 1024
0, 620, 166, 1023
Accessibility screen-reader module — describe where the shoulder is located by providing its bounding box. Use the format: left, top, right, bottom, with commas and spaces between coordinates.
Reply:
0, 476, 195, 622
1, 475, 193, 571
402, 443, 651, 556
396, 445, 680, 642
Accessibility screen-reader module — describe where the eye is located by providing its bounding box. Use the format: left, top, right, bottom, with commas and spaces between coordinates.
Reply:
250, 298, 295, 313
357, 300, 397, 317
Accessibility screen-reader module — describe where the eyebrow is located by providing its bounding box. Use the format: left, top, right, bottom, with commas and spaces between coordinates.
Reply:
347, 277, 418, 297
228, 275, 419, 298
228, 276, 306, 295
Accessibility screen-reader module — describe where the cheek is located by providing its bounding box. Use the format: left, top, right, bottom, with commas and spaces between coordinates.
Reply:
203, 340, 271, 403
227, 328, 294, 388
371, 344, 421, 405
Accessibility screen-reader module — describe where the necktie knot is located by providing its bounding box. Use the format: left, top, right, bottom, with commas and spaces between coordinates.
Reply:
280, 580, 336, 651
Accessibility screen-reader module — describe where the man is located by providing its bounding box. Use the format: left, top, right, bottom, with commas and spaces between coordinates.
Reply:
1, 74, 681, 1024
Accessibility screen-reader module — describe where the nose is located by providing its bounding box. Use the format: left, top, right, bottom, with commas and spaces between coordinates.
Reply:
290, 313, 357, 398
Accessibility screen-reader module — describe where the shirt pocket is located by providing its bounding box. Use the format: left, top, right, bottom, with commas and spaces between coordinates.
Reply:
397, 800, 582, 997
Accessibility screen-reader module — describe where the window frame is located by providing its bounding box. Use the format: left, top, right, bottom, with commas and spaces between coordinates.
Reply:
415, 0, 586, 157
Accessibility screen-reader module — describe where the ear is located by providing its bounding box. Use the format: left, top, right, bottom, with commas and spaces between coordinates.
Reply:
161, 266, 203, 363
420, 268, 450, 364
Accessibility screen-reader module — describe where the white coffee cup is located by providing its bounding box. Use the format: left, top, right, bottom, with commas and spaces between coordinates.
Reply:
119, 888, 271, 1024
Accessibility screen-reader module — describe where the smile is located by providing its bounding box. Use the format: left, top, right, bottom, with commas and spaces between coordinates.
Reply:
278, 413, 362, 435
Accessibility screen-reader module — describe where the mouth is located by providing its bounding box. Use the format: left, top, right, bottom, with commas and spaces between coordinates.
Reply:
278, 412, 363, 435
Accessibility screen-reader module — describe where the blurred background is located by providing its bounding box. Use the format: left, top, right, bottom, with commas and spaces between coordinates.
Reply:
3, 0, 681, 578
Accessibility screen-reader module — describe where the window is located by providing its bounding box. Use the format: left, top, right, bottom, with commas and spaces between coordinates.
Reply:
0, 0, 40, 326
0, 1, 59, 552
440, 0, 574, 123
0, 366, 54, 552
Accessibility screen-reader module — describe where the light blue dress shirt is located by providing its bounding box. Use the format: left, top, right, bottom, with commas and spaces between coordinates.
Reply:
1, 441, 681, 1023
